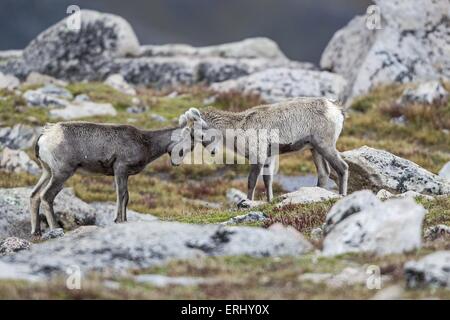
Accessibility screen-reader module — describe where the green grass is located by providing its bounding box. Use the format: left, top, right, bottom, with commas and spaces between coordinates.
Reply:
1, 251, 449, 299
66, 82, 133, 110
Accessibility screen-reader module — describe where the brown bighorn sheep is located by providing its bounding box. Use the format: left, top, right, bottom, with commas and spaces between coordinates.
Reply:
179, 98, 348, 204
30, 121, 188, 237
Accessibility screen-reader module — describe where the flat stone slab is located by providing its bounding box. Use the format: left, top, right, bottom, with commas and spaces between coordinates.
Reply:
0, 221, 312, 280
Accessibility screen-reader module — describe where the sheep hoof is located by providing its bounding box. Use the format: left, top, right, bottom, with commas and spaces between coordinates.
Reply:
31, 231, 42, 241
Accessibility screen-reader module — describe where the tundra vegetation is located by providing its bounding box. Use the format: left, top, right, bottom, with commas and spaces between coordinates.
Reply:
0, 81, 449, 299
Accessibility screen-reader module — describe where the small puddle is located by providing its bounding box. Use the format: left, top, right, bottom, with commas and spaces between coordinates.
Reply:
274, 174, 337, 192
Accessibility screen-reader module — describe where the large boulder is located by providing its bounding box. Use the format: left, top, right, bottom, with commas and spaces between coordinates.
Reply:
341, 146, 450, 195
0, 124, 41, 150
116, 56, 295, 87
115, 57, 198, 88
323, 190, 378, 235
0, 221, 312, 279
20, 10, 140, 81
0, 188, 95, 240
398, 81, 449, 105
0, 148, 41, 176
23, 84, 73, 108
321, 0, 450, 101
211, 68, 347, 103
0, 188, 158, 241
404, 251, 450, 289
322, 190, 426, 256
0, 72, 20, 90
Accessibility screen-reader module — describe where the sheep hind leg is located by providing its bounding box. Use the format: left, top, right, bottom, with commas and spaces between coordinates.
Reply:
311, 149, 329, 189
312, 143, 348, 196
40, 169, 73, 230
29, 164, 51, 237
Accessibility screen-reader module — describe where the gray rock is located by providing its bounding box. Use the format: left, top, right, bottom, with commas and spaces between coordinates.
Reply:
404, 251, 450, 289
439, 162, 450, 180
222, 211, 268, 225
0, 147, 41, 175
140, 37, 288, 61
424, 225, 450, 241
0, 220, 312, 279
23, 84, 72, 108
0, 57, 30, 80
126, 105, 147, 114
390, 115, 406, 126
115, 57, 198, 88
0, 72, 20, 90
376, 189, 434, 201
0, 124, 41, 150
150, 113, 167, 123
399, 81, 449, 105
134, 274, 218, 287
226, 188, 247, 205
21, 10, 140, 81
0, 188, 96, 240
41, 228, 65, 241
0, 50, 22, 61
320, 15, 376, 101
104, 73, 136, 96
321, 0, 450, 101
49, 101, 117, 120
0, 237, 31, 256
277, 187, 340, 208
299, 266, 390, 288
324, 190, 378, 235
116, 56, 308, 88
322, 192, 426, 256
341, 146, 450, 195
211, 68, 347, 103
226, 188, 265, 209
89, 202, 158, 227
73, 94, 91, 103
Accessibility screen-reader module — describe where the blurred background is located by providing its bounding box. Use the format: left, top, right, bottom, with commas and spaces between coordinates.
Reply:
0, 0, 371, 64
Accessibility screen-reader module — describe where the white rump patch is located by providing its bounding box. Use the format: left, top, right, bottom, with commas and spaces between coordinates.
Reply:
38, 123, 64, 168
325, 102, 344, 142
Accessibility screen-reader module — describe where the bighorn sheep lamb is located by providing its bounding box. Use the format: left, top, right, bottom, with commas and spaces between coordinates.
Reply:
179, 97, 349, 204
30, 121, 188, 237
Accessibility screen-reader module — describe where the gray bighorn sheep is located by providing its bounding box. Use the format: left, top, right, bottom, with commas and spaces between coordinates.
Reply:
30, 121, 189, 237
179, 97, 349, 204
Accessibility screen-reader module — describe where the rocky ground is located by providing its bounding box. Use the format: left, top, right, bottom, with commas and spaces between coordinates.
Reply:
0, 1, 449, 299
